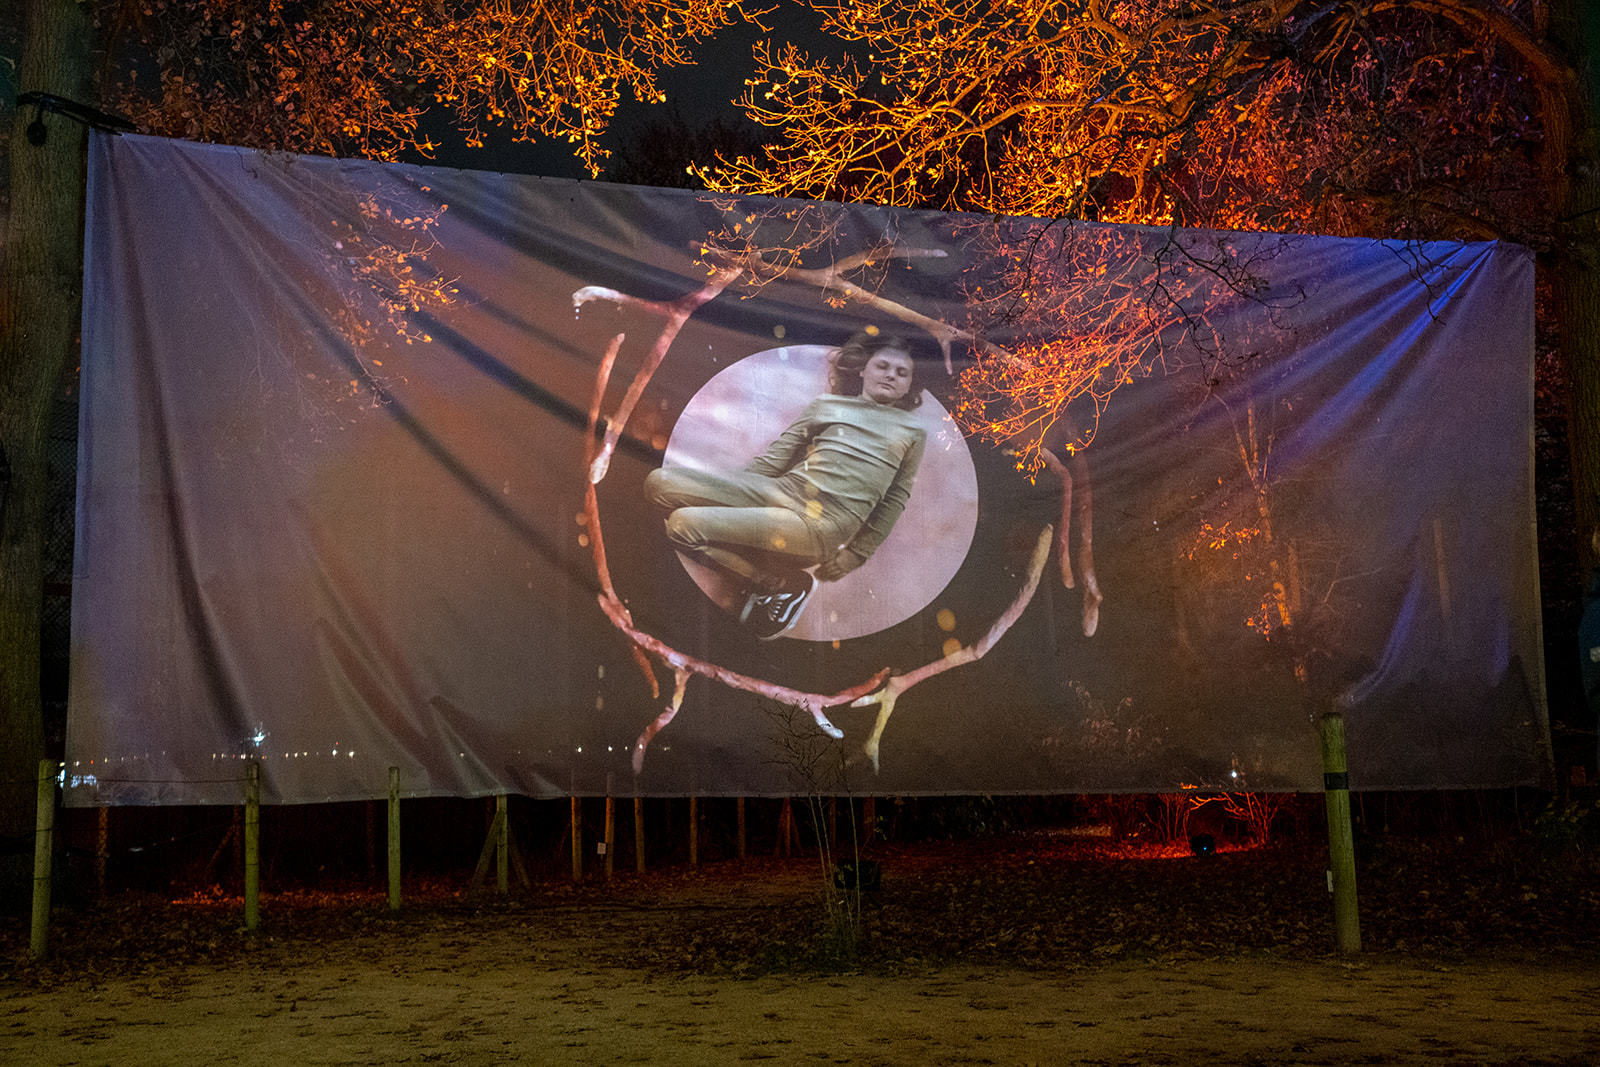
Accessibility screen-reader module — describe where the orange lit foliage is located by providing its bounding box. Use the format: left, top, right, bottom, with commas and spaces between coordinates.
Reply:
101, 0, 754, 171
951, 222, 1297, 460
703, 0, 1553, 235
698, 0, 1558, 445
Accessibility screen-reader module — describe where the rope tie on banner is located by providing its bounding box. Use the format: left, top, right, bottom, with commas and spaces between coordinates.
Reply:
15, 92, 135, 144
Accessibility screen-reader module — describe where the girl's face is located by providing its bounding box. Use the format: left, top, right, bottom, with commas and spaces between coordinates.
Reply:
861, 348, 914, 405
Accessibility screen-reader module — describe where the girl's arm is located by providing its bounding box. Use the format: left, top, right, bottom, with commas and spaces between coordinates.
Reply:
818, 427, 926, 579
745, 401, 821, 477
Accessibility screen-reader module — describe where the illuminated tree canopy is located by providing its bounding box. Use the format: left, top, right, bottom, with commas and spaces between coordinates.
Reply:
100, 0, 756, 170
698, 0, 1562, 240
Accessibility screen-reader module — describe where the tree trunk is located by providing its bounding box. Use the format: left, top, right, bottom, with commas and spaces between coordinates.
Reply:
1555, 4, 1600, 575
1561, 8, 1600, 575
0, 0, 90, 907
1558, 248, 1600, 577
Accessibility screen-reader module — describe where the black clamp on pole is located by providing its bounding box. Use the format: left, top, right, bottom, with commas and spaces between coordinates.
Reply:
15, 92, 136, 145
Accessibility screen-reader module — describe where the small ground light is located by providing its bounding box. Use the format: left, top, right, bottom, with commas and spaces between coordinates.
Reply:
1189, 833, 1216, 856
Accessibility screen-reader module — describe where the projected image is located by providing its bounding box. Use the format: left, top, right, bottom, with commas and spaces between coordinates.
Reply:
645, 332, 978, 641
70, 134, 1546, 803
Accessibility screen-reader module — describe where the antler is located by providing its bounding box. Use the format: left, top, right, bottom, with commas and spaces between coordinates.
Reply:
576, 231, 1079, 772
852, 523, 1054, 770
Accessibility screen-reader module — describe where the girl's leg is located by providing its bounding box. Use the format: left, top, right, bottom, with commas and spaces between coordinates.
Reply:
662, 505, 822, 590
646, 466, 825, 589
645, 466, 780, 512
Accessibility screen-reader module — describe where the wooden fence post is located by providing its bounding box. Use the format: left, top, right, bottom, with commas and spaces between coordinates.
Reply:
570, 796, 583, 883
736, 797, 747, 862
387, 767, 401, 911
94, 805, 108, 898
30, 759, 56, 960
365, 799, 377, 881
244, 761, 260, 932
1321, 710, 1361, 952
778, 797, 793, 858
496, 793, 510, 894
604, 773, 616, 880
634, 795, 646, 874
688, 795, 699, 867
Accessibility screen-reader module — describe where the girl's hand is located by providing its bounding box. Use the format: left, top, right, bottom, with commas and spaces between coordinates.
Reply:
816, 547, 867, 581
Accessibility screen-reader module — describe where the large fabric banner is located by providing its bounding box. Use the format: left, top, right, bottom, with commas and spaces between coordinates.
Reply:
67, 133, 1547, 805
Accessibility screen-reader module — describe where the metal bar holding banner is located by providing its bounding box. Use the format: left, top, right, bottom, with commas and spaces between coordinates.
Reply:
1321, 710, 1361, 952
31, 759, 55, 960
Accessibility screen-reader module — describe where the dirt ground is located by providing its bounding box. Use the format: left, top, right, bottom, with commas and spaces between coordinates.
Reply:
5, 936, 1598, 1065
5, 836, 1599, 1065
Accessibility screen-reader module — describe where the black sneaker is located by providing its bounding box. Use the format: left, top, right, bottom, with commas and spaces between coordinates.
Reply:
739, 575, 816, 640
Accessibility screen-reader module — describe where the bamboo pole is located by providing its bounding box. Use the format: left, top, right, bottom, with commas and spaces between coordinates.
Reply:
496, 793, 510, 895
736, 797, 747, 861
604, 774, 616, 880
1321, 711, 1361, 952
570, 796, 583, 883
30, 759, 55, 960
688, 795, 699, 867
634, 796, 646, 874
387, 767, 401, 911
244, 761, 260, 932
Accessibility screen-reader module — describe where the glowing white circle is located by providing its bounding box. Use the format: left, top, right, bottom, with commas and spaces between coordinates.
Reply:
661, 345, 978, 641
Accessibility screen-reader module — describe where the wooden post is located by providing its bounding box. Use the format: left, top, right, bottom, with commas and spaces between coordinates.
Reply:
496, 793, 510, 894
570, 796, 583, 883
634, 796, 646, 874
736, 797, 747, 861
387, 767, 401, 911
778, 797, 793, 858
604, 774, 616, 880
94, 805, 109, 898
827, 796, 838, 852
365, 798, 377, 881
470, 797, 528, 894
688, 795, 699, 867
1321, 711, 1361, 953
244, 761, 260, 932
30, 759, 55, 960
863, 796, 876, 846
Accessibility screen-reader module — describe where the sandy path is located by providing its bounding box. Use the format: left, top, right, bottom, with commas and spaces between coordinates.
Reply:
5, 924, 1596, 1066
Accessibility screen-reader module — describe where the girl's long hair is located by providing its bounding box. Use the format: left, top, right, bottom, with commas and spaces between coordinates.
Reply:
827, 330, 923, 410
